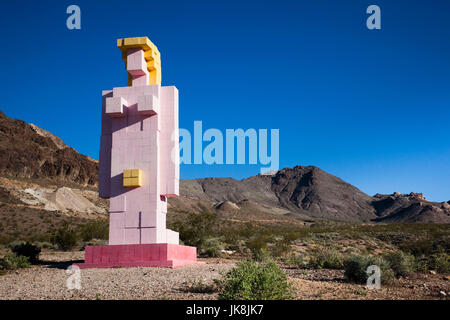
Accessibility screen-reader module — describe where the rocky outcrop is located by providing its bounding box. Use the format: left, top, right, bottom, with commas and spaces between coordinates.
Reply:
0, 111, 98, 186
214, 201, 240, 211
22, 186, 105, 214
372, 193, 450, 223
270, 166, 376, 221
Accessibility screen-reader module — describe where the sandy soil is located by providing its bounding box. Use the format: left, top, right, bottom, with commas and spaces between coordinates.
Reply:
285, 268, 450, 300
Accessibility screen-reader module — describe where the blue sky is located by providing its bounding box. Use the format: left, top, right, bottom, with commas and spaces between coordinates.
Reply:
0, 0, 449, 201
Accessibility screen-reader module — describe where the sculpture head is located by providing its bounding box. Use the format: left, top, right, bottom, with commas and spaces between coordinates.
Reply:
117, 36, 161, 86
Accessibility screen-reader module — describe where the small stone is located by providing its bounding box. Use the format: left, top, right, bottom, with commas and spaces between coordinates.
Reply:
429, 270, 437, 275
443, 275, 450, 281
439, 291, 447, 297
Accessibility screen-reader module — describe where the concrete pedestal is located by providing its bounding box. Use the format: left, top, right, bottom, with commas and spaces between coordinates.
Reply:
75, 243, 201, 269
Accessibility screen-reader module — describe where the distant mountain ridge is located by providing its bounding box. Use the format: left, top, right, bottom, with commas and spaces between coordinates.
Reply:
1, 110, 449, 223
180, 167, 450, 223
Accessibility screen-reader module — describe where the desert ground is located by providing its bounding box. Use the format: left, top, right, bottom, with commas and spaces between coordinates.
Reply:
0, 250, 448, 300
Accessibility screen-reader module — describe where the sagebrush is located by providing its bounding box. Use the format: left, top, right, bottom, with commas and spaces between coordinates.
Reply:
219, 259, 293, 300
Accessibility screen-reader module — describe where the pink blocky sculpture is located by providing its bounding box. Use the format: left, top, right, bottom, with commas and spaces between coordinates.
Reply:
76, 37, 200, 268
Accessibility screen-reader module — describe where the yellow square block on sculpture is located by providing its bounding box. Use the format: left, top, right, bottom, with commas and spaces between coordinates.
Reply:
123, 177, 142, 187
123, 169, 142, 187
117, 37, 147, 50
123, 169, 132, 178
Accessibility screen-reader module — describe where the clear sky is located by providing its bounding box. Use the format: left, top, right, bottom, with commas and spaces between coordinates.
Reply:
0, 0, 449, 201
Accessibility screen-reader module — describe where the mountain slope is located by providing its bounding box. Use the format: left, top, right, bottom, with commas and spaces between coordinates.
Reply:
180, 166, 450, 223
0, 111, 97, 186
372, 193, 450, 223
180, 166, 377, 222
270, 166, 376, 221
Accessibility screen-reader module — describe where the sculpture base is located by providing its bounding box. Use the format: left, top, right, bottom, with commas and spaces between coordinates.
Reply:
74, 243, 201, 269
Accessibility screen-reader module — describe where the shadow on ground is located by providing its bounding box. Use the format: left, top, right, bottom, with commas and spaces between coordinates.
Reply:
37, 259, 84, 270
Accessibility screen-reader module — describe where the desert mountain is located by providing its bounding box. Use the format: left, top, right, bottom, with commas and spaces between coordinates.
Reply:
372, 192, 450, 223
0, 111, 106, 237
179, 167, 450, 223
0, 110, 449, 224
179, 166, 376, 221
0, 111, 97, 186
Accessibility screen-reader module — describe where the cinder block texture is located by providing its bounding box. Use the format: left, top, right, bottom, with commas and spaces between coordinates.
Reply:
106, 96, 127, 117
92, 36, 190, 269
126, 48, 149, 86
103, 83, 179, 246
137, 94, 159, 115
76, 243, 201, 269
159, 86, 180, 197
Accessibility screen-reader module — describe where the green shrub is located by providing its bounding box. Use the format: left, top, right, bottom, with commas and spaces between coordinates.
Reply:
8, 241, 40, 264
271, 237, 293, 258
174, 212, 216, 250
399, 238, 449, 257
84, 239, 108, 247
219, 259, 293, 300
223, 230, 240, 250
0, 252, 30, 270
285, 255, 307, 268
183, 280, 219, 293
344, 254, 394, 284
199, 239, 223, 258
308, 248, 344, 269
36, 241, 55, 249
202, 244, 222, 258
79, 220, 109, 242
384, 251, 415, 277
431, 253, 450, 274
246, 235, 270, 261
413, 255, 429, 272
52, 223, 78, 251
411, 253, 449, 273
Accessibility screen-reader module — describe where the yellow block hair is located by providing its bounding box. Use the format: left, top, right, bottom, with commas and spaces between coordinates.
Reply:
117, 37, 161, 86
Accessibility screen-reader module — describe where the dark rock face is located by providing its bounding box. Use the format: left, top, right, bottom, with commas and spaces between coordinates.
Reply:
372, 193, 450, 223
270, 166, 376, 221
182, 166, 377, 222
0, 111, 97, 186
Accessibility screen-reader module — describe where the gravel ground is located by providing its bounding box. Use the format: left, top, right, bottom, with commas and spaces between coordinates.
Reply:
1, 251, 448, 300
285, 267, 450, 300
0, 251, 235, 300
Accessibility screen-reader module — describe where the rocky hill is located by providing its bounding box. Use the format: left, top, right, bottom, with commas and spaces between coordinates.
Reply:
0, 111, 97, 186
372, 192, 450, 223
0, 110, 449, 224
178, 166, 376, 221
179, 167, 450, 223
